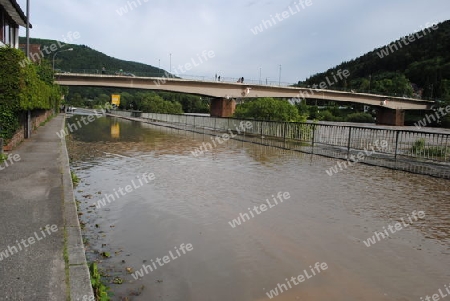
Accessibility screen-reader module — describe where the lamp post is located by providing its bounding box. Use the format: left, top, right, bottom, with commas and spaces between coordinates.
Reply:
53, 48, 73, 71
26, 0, 30, 58
278, 65, 281, 86
259, 67, 262, 85
169, 53, 172, 74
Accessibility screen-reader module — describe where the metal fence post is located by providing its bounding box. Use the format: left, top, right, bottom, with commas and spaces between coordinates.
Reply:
311, 124, 316, 148
394, 131, 400, 160
347, 127, 352, 157
0, 138, 3, 155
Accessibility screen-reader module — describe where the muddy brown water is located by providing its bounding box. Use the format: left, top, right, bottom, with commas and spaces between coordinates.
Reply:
67, 116, 449, 301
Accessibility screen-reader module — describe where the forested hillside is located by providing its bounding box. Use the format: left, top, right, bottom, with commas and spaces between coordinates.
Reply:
298, 20, 450, 102
19, 37, 163, 76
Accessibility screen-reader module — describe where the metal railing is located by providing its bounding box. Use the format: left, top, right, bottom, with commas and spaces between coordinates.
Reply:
110, 111, 450, 178
56, 69, 298, 87
56, 70, 439, 98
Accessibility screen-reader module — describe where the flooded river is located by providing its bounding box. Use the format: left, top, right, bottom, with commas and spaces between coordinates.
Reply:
67, 116, 449, 301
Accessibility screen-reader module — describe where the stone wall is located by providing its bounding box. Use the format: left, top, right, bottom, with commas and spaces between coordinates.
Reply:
3, 110, 54, 151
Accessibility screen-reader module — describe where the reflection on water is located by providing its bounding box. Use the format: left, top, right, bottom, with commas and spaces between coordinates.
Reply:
111, 122, 120, 139
68, 116, 450, 301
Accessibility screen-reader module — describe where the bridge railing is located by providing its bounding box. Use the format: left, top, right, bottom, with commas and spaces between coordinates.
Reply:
56, 69, 297, 87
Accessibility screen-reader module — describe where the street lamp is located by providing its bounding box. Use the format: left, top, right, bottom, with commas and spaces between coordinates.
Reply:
53, 48, 73, 71
259, 67, 262, 85
26, 0, 30, 58
278, 65, 281, 86
169, 53, 172, 74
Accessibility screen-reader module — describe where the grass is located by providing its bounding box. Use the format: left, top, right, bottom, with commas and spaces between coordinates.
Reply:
0, 153, 7, 163
411, 138, 449, 158
63, 226, 71, 301
71, 171, 80, 186
89, 262, 111, 301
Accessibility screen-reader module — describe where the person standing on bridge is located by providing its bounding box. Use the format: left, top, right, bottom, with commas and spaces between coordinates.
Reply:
102, 66, 106, 74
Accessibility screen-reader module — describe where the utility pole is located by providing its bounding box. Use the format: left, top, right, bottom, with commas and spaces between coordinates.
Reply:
278, 65, 281, 86
259, 67, 262, 85
26, 0, 30, 58
25, 0, 30, 140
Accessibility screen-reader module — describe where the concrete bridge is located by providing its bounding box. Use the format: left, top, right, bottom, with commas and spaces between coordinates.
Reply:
55, 73, 434, 126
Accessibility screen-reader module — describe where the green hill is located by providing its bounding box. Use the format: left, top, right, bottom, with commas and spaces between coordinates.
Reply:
19, 37, 164, 76
298, 20, 450, 102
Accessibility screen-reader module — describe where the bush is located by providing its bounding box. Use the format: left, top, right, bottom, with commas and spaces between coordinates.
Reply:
346, 112, 374, 123
0, 47, 61, 140
317, 110, 344, 122
234, 98, 303, 122
411, 138, 449, 157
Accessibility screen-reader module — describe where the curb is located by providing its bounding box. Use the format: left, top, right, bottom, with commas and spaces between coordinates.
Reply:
59, 114, 95, 301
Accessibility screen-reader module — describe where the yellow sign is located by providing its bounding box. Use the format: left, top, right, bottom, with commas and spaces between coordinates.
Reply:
111, 94, 121, 106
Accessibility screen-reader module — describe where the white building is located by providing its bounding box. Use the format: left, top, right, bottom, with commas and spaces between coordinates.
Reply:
0, 0, 30, 48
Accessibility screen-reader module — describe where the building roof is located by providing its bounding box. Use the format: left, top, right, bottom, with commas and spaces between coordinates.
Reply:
0, 0, 32, 28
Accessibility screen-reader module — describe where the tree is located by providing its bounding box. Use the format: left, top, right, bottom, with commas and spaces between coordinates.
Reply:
234, 98, 303, 122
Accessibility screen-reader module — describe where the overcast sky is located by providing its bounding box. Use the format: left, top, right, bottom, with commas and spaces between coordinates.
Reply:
16, 0, 450, 84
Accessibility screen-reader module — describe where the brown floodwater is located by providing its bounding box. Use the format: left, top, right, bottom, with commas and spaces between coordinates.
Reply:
68, 116, 450, 301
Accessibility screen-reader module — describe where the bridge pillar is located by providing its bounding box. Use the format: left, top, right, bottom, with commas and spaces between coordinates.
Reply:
376, 108, 405, 126
210, 98, 236, 117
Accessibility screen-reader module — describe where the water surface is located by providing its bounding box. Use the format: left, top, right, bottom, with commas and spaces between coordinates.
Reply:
68, 116, 450, 301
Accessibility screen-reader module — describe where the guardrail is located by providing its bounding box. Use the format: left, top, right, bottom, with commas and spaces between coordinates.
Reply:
109, 111, 450, 179
56, 69, 296, 87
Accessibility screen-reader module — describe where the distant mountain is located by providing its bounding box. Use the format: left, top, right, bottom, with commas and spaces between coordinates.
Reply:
18, 37, 164, 76
297, 20, 450, 102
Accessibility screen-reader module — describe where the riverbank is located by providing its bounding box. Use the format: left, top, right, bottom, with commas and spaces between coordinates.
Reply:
0, 113, 94, 301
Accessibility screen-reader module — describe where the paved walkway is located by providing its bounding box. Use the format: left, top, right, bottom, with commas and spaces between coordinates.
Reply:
0, 114, 93, 301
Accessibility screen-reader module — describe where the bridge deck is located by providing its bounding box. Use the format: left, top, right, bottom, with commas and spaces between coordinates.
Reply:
55, 73, 434, 110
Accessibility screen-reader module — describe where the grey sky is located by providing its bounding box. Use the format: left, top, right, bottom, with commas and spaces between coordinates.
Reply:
17, 0, 450, 84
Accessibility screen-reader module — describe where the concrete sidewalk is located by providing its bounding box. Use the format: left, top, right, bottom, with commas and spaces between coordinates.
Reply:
0, 114, 94, 301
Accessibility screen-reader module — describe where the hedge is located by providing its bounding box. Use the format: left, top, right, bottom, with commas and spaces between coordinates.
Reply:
0, 46, 61, 139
